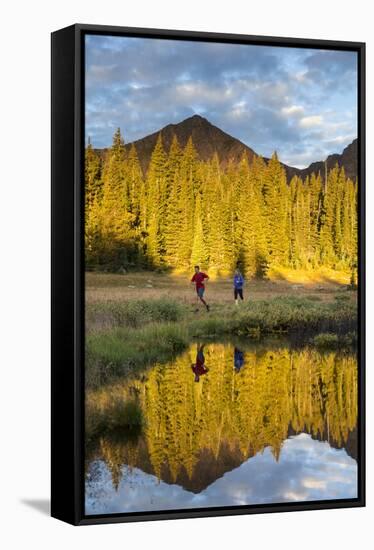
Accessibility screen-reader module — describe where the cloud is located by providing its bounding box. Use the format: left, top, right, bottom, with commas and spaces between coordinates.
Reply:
85, 433, 357, 515
85, 35, 358, 167
303, 50, 357, 90
324, 134, 356, 145
299, 115, 324, 128
281, 105, 305, 117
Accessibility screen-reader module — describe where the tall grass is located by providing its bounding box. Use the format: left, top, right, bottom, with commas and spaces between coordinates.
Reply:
86, 297, 186, 332
191, 296, 357, 338
86, 322, 189, 389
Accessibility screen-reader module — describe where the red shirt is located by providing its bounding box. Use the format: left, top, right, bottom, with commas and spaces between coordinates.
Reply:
191, 364, 208, 376
191, 272, 209, 289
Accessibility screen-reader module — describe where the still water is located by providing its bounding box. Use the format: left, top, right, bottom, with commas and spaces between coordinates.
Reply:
85, 341, 358, 515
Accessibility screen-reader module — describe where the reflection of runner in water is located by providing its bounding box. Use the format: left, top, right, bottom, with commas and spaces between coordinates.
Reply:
234, 347, 245, 373
191, 344, 209, 382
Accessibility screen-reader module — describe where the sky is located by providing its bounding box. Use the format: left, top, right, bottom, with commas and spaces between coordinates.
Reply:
85, 433, 357, 514
85, 35, 358, 169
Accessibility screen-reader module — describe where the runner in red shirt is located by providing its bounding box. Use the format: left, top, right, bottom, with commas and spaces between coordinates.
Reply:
191, 265, 210, 312
191, 344, 209, 382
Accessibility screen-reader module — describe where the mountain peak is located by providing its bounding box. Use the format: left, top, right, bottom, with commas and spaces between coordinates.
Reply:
121, 116, 357, 182
186, 113, 207, 122
127, 114, 256, 173
165, 113, 210, 130
299, 138, 357, 182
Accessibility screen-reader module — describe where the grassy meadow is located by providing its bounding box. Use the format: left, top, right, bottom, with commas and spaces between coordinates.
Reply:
85, 269, 357, 389
86, 268, 353, 308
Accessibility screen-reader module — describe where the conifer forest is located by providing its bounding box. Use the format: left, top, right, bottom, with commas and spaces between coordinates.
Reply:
85, 128, 358, 279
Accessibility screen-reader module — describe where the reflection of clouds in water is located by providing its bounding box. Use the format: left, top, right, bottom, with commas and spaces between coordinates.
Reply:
85, 433, 357, 515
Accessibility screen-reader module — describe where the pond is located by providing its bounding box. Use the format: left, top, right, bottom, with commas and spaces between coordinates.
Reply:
85, 340, 358, 515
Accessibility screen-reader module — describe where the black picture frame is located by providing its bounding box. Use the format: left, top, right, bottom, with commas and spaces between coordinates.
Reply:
51, 23, 366, 526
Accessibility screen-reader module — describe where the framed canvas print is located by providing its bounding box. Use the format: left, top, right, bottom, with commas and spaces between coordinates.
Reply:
51, 24, 365, 525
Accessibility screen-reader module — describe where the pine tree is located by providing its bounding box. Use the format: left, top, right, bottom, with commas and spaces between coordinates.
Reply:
125, 143, 143, 222
320, 165, 340, 267
85, 140, 102, 209
164, 135, 183, 267
237, 158, 268, 277
203, 153, 227, 275
175, 137, 199, 270
145, 134, 167, 266
308, 173, 323, 268
190, 193, 206, 266
97, 128, 136, 267
125, 143, 147, 266
84, 141, 102, 266
262, 153, 289, 270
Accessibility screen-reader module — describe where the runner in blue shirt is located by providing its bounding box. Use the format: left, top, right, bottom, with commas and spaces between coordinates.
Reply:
233, 268, 244, 305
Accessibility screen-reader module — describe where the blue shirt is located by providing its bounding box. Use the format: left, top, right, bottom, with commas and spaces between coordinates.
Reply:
234, 274, 244, 289
234, 348, 244, 370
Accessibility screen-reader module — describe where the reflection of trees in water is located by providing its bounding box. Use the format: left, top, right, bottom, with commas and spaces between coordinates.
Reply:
86, 344, 357, 491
